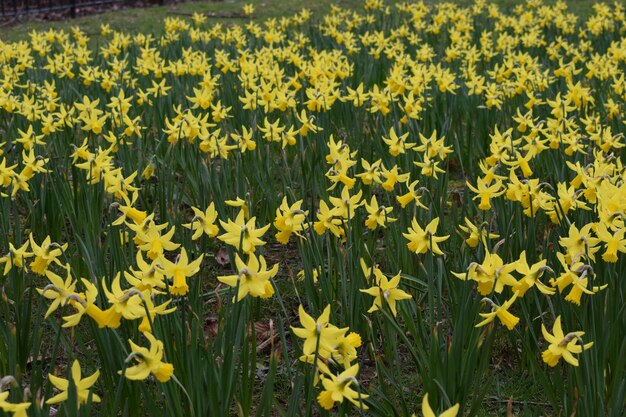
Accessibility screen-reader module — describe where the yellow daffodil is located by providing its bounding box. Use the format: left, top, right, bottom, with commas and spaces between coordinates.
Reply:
291, 304, 347, 359
29, 235, 67, 276
419, 393, 459, 417
541, 316, 593, 367
159, 248, 203, 296
360, 270, 411, 316
0, 241, 32, 275
218, 209, 270, 254
466, 178, 505, 211
476, 292, 520, 330
364, 195, 396, 230
46, 360, 101, 406
403, 217, 449, 256
273, 197, 308, 244
217, 252, 278, 301
0, 391, 31, 417
122, 332, 174, 382
317, 364, 369, 410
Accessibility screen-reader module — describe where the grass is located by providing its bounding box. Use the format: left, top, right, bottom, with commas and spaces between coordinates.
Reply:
0, 0, 599, 42
0, 0, 362, 42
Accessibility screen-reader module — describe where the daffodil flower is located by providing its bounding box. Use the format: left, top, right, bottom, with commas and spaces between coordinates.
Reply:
29, 234, 67, 276
541, 316, 593, 367
0, 389, 31, 417
291, 304, 347, 359
122, 333, 174, 382
46, 360, 101, 406
420, 393, 459, 417
218, 209, 270, 254
217, 252, 278, 301
476, 292, 520, 331
466, 177, 505, 211
364, 195, 396, 230
273, 197, 308, 244
0, 241, 32, 275
360, 270, 411, 316
317, 364, 369, 410
403, 217, 449, 256
158, 248, 203, 296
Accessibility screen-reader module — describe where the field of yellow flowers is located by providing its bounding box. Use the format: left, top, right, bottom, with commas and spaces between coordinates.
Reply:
0, 0, 625, 416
